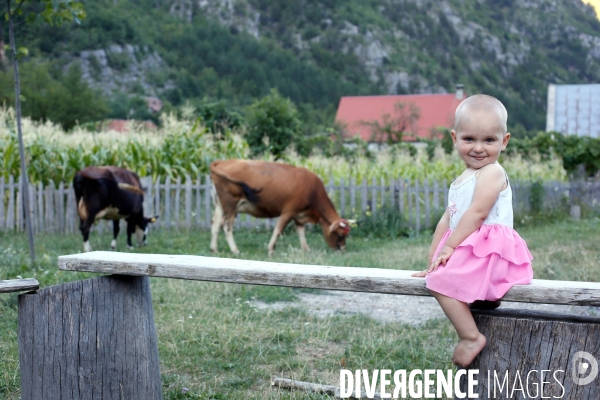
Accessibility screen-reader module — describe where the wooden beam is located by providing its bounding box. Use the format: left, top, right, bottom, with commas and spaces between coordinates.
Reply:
58, 252, 600, 307
0, 278, 39, 294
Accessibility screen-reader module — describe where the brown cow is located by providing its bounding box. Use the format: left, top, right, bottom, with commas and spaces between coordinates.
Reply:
210, 159, 350, 255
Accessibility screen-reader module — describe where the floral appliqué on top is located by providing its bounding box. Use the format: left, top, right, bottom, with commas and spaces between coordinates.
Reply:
448, 199, 458, 219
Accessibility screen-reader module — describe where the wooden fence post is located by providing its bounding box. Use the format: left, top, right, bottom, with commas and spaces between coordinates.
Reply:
340, 177, 345, 217
350, 178, 356, 216
66, 183, 75, 233
407, 180, 413, 228
175, 176, 181, 229
0, 177, 4, 228
415, 179, 421, 233
458, 309, 600, 399
185, 175, 192, 229
16, 175, 22, 231
195, 178, 201, 228
45, 181, 53, 233
37, 182, 44, 233
18, 275, 162, 400
140, 176, 153, 217
361, 178, 367, 214
371, 177, 377, 216
424, 180, 430, 229
398, 179, 404, 215
204, 175, 212, 229
7, 174, 15, 231
165, 176, 171, 229
155, 176, 161, 228
56, 181, 63, 233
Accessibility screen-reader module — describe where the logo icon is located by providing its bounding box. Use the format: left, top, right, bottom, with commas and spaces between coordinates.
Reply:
572, 351, 598, 386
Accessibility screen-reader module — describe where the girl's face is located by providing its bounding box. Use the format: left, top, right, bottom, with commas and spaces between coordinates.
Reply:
451, 110, 510, 169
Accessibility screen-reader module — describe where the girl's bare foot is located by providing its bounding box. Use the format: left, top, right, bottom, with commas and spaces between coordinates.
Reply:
451, 333, 487, 368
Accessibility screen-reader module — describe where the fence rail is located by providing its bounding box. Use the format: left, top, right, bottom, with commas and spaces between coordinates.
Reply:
1, 175, 598, 235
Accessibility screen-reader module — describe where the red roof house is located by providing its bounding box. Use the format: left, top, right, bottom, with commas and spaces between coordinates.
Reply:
335, 86, 466, 142
104, 119, 158, 133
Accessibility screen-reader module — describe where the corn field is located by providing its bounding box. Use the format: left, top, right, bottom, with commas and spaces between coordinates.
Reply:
0, 108, 567, 187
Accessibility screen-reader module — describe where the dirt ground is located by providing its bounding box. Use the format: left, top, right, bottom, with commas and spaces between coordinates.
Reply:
254, 291, 600, 325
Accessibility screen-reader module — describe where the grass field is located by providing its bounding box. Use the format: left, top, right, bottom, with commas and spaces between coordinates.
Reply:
0, 217, 599, 399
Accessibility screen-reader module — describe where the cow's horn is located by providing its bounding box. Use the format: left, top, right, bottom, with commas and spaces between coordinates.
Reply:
340, 222, 346, 228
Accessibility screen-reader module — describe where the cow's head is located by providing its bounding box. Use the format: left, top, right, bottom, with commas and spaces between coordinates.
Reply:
135, 215, 159, 246
325, 219, 351, 251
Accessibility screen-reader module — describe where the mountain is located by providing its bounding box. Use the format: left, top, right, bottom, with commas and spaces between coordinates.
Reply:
5, 0, 600, 133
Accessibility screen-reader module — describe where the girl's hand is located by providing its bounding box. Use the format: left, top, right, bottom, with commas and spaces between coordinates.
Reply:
427, 245, 455, 273
412, 246, 455, 278
411, 269, 428, 278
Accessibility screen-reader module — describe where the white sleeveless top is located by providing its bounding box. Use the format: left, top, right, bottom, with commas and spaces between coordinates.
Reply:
447, 171, 513, 230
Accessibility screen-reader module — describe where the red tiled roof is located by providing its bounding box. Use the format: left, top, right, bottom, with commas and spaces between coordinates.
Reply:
335, 93, 465, 142
105, 119, 158, 133
107, 119, 129, 133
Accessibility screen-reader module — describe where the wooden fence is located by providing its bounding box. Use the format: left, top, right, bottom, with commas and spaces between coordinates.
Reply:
1, 175, 598, 234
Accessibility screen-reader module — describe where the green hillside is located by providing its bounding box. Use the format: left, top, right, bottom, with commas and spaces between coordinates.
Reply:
2, 0, 600, 134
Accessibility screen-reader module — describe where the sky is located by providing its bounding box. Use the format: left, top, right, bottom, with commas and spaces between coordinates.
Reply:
583, 0, 600, 18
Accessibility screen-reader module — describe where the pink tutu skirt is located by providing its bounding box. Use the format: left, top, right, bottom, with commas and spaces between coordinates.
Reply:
425, 224, 533, 303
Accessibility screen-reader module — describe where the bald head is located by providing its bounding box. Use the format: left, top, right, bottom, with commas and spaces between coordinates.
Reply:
454, 94, 508, 134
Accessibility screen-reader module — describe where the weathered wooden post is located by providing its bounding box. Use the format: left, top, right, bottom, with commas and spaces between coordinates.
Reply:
18, 275, 162, 400
458, 309, 600, 399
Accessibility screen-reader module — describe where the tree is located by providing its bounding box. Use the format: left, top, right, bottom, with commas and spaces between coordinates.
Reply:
192, 98, 244, 133
4, 0, 85, 262
0, 61, 109, 130
362, 101, 421, 145
245, 89, 302, 158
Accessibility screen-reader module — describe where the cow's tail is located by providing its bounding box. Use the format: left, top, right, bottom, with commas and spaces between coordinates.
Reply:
117, 182, 145, 195
73, 173, 84, 203
210, 182, 220, 207
210, 164, 261, 204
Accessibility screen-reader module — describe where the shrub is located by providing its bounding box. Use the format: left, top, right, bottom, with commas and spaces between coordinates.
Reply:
507, 131, 600, 178
245, 89, 302, 159
440, 128, 454, 154
352, 205, 410, 239
529, 180, 544, 215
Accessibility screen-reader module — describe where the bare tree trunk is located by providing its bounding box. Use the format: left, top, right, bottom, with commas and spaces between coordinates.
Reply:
6, 0, 36, 262
0, 18, 6, 67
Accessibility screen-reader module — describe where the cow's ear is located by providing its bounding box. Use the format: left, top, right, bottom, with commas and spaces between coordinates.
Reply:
149, 216, 158, 223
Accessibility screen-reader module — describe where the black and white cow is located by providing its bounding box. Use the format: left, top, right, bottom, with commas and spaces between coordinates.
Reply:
73, 166, 158, 252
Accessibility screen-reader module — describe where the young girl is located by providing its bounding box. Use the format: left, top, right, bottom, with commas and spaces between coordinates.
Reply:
412, 94, 533, 368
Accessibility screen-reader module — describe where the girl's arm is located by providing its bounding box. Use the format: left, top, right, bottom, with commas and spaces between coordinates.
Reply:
411, 209, 449, 277
430, 165, 506, 271
428, 209, 450, 262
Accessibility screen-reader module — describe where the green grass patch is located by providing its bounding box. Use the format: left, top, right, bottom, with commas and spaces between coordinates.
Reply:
0, 217, 598, 398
